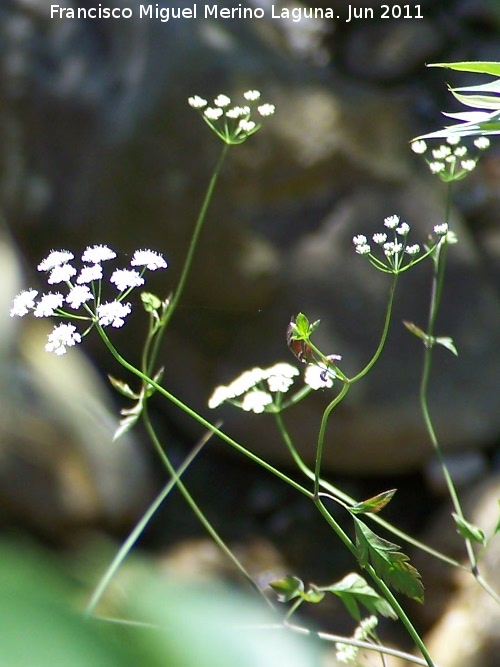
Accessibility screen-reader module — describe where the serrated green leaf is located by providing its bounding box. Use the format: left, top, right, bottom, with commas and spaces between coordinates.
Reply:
353, 518, 424, 603
323, 573, 396, 621
108, 375, 140, 400
428, 62, 500, 77
269, 575, 304, 603
452, 513, 486, 546
435, 336, 458, 356
351, 489, 397, 515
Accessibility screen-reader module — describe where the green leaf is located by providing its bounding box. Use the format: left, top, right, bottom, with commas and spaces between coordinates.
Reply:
452, 513, 486, 546
494, 501, 500, 537
353, 518, 424, 603
141, 291, 163, 313
108, 375, 140, 400
450, 89, 500, 111
323, 573, 396, 621
269, 576, 304, 603
269, 576, 325, 604
427, 61, 500, 77
434, 336, 458, 356
351, 489, 397, 515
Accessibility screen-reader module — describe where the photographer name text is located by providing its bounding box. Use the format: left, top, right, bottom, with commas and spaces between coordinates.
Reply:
50, 4, 424, 23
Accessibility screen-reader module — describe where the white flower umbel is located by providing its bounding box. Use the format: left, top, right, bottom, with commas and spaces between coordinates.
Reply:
130, 249, 168, 271
77, 264, 103, 284
34, 293, 64, 317
433, 223, 448, 236
37, 250, 74, 272
45, 323, 81, 355
10, 289, 38, 317
97, 301, 131, 328
66, 285, 93, 309
11, 245, 169, 354
190, 89, 275, 145
265, 362, 300, 393
304, 362, 336, 390
81, 244, 116, 263
241, 390, 273, 414
383, 215, 400, 230
110, 268, 145, 291
48, 263, 77, 284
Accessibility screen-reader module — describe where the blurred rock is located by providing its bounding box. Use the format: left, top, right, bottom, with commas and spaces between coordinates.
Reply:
0, 0, 498, 484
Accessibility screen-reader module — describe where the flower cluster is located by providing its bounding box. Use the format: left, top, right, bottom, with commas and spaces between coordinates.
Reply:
208, 357, 338, 414
10, 245, 168, 355
335, 615, 378, 664
188, 90, 275, 145
352, 215, 422, 273
411, 135, 490, 182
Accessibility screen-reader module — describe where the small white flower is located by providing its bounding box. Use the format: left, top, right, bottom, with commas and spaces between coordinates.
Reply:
461, 159, 476, 171
204, 107, 224, 121
429, 161, 445, 174
238, 119, 256, 133
130, 249, 168, 270
453, 145, 467, 157
45, 323, 81, 355
110, 268, 144, 291
405, 244, 420, 255
208, 385, 231, 409
257, 103, 275, 117
355, 243, 371, 255
81, 244, 116, 263
304, 363, 335, 390
383, 215, 400, 229
474, 136, 490, 150
383, 241, 403, 257
243, 90, 261, 101
446, 134, 461, 146
396, 222, 410, 236
48, 263, 77, 284
372, 233, 387, 244
66, 285, 93, 309
34, 293, 64, 317
241, 390, 273, 413
188, 95, 207, 109
10, 289, 38, 317
352, 234, 367, 246
214, 94, 231, 107
434, 223, 448, 236
265, 362, 299, 393
77, 264, 103, 284
411, 140, 427, 154
97, 301, 131, 328
432, 145, 451, 159
226, 106, 250, 119
229, 367, 267, 397
37, 250, 74, 272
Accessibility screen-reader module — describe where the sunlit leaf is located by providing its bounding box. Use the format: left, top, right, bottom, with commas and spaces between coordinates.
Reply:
351, 489, 397, 515
452, 513, 486, 546
269, 575, 304, 603
427, 62, 500, 77
450, 89, 500, 111
434, 336, 458, 356
354, 518, 424, 603
323, 572, 396, 621
108, 375, 140, 400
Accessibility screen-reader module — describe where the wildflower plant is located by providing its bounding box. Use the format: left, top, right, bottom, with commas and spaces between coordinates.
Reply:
9, 77, 500, 667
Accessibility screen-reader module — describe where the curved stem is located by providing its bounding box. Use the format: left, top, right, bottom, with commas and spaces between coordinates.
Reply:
147, 143, 229, 376
314, 383, 350, 496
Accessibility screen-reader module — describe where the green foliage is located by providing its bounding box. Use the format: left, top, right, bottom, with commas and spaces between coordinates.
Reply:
418, 61, 500, 140
452, 514, 486, 546
270, 572, 396, 622
353, 518, 424, 603
350, 489, 397, 515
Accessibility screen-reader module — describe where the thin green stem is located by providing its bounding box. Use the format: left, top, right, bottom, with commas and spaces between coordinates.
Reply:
85, 426, 214, 617
350, 273, 399, 384
314, 382, 350, 497
419, 183, 476, 569
274, 412, 463, 569
315, 498, 435, 667
141, 405, 275, 610
147, 143, 229, 376
96, 325, 312, 500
